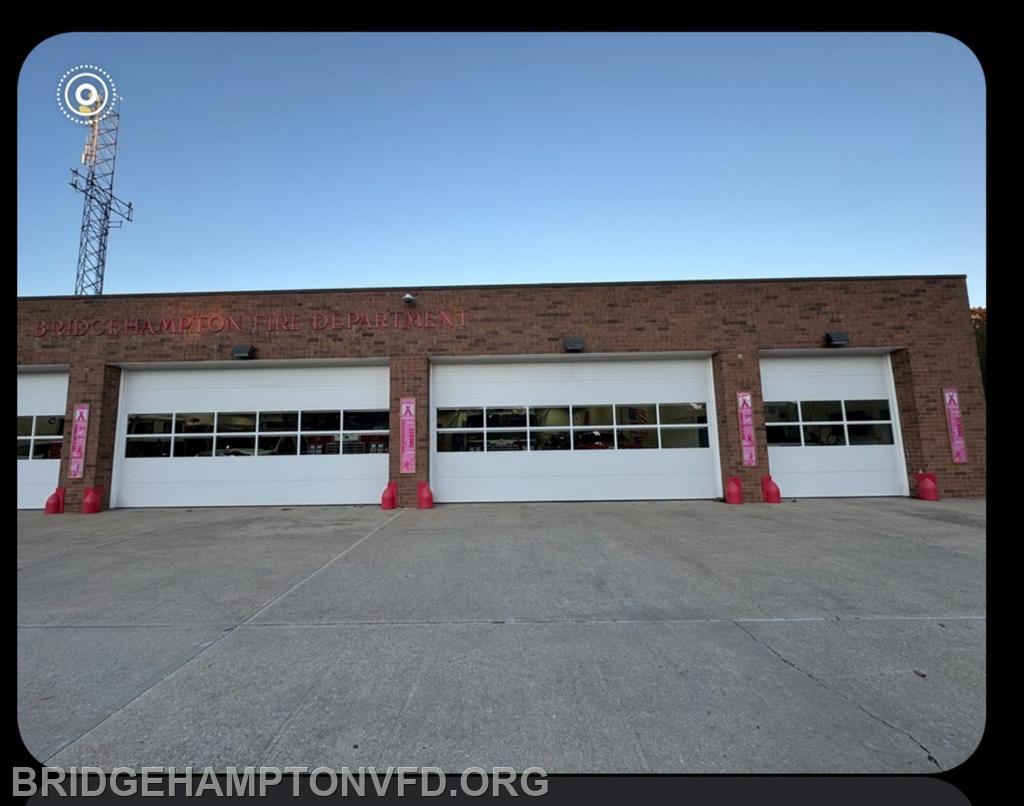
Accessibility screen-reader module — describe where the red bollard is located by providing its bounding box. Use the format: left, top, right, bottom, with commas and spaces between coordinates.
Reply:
761, 475, 782, 504
725, 477, 743, 504
81, 487, 103, 514
44, 488, 64, 514
381, 481, 397, 510
916, 472, 940, 501
417, 481, 434, 509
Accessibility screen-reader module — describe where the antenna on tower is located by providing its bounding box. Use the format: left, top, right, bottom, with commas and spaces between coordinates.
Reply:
69, 96, 133, 295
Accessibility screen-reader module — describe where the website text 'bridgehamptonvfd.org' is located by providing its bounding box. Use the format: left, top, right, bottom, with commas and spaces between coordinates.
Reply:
13, 766, 549, 798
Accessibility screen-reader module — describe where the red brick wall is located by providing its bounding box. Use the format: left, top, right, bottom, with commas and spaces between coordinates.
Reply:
17, 276, 987, 505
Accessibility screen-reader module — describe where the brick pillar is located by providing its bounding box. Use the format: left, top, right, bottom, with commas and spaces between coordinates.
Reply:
389, 354, 430, 507
59, 363, 122, 511
712, 348, 768, 499
890, 348, 925, 490
896, 343, 987, 498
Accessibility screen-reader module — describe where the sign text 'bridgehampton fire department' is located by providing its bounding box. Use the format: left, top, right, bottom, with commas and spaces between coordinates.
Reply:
31, 309, 468, 338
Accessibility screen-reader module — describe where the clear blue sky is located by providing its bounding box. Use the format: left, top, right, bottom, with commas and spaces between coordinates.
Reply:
18, 32, 985, 305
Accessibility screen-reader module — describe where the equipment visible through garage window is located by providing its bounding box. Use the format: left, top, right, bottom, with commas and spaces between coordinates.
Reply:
764, 399, 895, 447
436, 403, 710, 452
123, 408, 389, 458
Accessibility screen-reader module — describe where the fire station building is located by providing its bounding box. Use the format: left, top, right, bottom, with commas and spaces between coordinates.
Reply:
16, 275, 986, 510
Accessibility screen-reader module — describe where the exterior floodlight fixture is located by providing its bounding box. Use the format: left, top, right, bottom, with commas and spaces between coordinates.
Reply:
825, 331, 850, 348
402, 293, 417, 305
563, 337, 585, 353
231, 345, 257, 360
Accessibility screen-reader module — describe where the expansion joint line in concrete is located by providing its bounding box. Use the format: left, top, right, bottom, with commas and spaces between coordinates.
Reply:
41, 509, 406, 765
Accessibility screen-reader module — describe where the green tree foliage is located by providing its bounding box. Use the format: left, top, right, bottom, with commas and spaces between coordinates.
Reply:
970, 307, 986, 394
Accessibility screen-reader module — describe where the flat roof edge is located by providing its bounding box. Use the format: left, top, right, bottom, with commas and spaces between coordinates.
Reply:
17, 274, 968, 302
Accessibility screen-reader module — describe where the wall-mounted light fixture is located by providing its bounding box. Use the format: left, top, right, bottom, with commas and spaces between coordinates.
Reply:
402, 293, 417, 306
825, 331, 850, 348
563, 336, 585, 353
231, 345, 257, 360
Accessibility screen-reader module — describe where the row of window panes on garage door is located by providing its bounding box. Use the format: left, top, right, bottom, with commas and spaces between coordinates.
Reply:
123, 411, 390, 458
435, 404, 710, 452
17, 415, 64, 460
764, 400, 894, 446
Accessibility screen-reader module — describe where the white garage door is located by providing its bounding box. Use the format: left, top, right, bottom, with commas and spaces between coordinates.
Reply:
431, 358, 721, 502
760, 355, 908, 498
112, 365, 390, 508
18, 372, 69, 509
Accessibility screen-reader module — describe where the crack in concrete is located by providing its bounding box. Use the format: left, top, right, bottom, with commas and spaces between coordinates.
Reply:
733, 621, 942, 771
256, 661, 338, 765
375, 646, 430, 767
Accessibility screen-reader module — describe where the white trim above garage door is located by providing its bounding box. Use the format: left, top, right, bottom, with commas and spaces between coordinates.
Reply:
18, 372, 69, 509
430, 358, 722, 502
112, 365, 390, 508
760, 354, 909, 498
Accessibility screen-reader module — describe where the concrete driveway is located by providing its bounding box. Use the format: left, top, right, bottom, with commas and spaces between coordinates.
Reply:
17, 498, 985, 773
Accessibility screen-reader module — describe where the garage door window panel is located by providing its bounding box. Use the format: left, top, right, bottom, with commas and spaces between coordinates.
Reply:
572, 405, 613, 427
437, 409, 483, 429
486, 432, 527, 451
300, 434, 339, 455
174, 413, 214, 433
174, 437, 215, 457
18, 415, 66, 460
216, 436, 256, 456
659, 403, 708, 425
343, 410, 389, 432
126, 437, 171, 457
486, 408, 526, 428
765, 425, 801, 446
661, 428, 710, 449
575, 429, 615, 450
800, 401, 844, 422
437, 432, 484, 452
529, 431, 570, 451
617, 428, 658, 449
342, 433, 389, 454
847, 423, 894, 445
802, 423, 847, 446
845, 400, 891, 421
217, 412, 257, 433
765, 402, 799, 423
128, 414, 173, 435
259, 412, 299, 432
31, 440, 62, 460
529, 407, 570, 427
34, 415, 65, 437
258, 434, 299, 455
616, 404, 657, 426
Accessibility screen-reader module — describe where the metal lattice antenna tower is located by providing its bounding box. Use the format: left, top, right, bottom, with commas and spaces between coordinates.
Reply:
69, 99, 133, 295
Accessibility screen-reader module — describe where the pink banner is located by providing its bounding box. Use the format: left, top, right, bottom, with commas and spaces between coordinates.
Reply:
943, 388, 968, 464
400, 397, 416, 474
737, 391, 757, 467
69, 403, 90, 479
